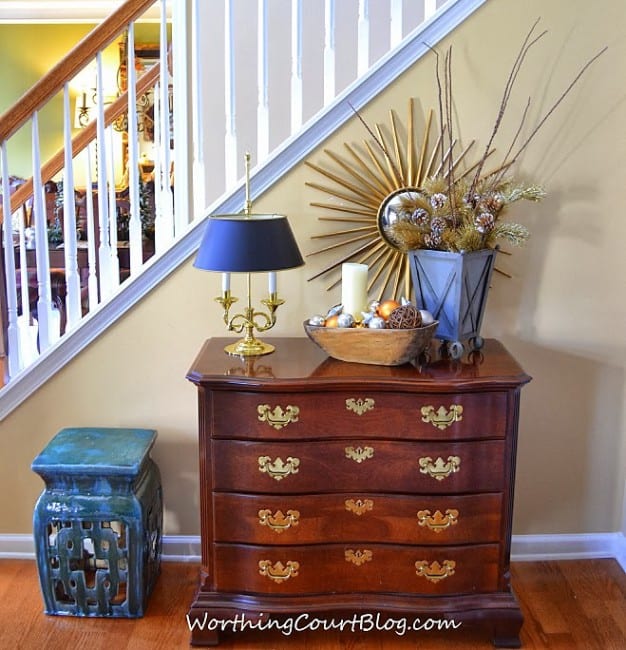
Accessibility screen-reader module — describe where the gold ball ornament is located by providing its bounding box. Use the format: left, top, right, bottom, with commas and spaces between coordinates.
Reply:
325, 314, 340, 328
377, 299, 401, 320
387, 304, 423, 329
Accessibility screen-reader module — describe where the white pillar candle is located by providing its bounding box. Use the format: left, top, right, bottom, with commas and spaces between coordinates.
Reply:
341, 263, 368, 318
222, 272, 231, 293
268, 271, 277, 294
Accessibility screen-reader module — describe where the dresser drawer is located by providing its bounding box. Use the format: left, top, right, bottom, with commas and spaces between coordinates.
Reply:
213, 492, 502, 545
211, 390, 507, 441
214, 543, 499, 595
212, 439, 505, 493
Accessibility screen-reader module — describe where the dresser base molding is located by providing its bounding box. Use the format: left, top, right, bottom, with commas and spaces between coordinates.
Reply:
187, 590, 523, 647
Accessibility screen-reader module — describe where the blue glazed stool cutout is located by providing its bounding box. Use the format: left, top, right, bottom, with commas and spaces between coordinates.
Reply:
32, 427, 162, 617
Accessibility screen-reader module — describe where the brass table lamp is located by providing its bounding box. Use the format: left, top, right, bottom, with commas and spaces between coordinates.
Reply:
194, 155, 304, 356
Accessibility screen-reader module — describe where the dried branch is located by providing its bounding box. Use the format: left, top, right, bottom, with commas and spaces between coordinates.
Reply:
490, 96, 532, 189
503, 45, 608, 168
445, 47, 456, 221
424, 43, 447, 171
468, 18, 547, 198
347, 102, 403, 184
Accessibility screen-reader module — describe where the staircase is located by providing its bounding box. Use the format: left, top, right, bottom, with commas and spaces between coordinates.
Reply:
0, 0, 486, 418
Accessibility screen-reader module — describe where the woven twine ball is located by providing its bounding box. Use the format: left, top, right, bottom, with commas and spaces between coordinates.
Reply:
387, 304, 423, 329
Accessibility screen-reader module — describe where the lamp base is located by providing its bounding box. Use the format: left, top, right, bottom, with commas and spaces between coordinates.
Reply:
224, 337, 275, 357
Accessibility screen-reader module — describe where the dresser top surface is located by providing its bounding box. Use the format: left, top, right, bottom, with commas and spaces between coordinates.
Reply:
187, 338, 530, 392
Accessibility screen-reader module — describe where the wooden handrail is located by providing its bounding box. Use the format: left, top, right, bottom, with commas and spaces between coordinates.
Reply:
5, 63, 161, 218
0, 0, 156, 143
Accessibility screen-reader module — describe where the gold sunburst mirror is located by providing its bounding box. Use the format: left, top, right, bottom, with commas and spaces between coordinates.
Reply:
305, 99, 488, 301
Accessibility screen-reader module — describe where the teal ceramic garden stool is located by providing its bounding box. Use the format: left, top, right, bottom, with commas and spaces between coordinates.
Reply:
32, 427, 162, 617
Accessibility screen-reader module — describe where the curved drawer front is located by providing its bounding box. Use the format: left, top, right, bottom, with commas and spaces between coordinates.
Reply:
213, 492, 502, 545
212, 439, 504, 494
211, 390, 507, 441
214, 543, 499, 595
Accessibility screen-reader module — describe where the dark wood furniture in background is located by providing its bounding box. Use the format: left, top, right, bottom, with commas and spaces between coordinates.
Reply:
186, 338, 531, 647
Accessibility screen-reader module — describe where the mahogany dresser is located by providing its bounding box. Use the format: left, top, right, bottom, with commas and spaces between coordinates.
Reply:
186, 337, 530, 647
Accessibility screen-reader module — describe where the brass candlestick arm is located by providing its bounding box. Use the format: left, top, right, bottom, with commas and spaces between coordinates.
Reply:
216, 285, 284, 356
215, 291, 238, 325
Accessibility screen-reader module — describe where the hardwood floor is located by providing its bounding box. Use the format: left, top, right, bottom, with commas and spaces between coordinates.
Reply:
0, 559, 624, 649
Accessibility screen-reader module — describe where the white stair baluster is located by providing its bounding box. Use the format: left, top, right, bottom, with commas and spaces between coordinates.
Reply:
158, 0, 175, 245
107, 125, 120, 288
424, 0, 437, 20
290, 0, 303, 133
390, 0, 403, 47
224, 0, 237, 188
172, 0, 192, 235
1, 143, 23, 376
257, 0, 269, 161
62, 83, 82, 330
16, 204, 39, 368
357, 0, 370, 76
31, 111, 56, 350
191, 0, 206, 217
126, 22, 143, 276
153, 81, 166, 254
83, 143, 99, 311
323, 0, 336, 106
95, 51, 113, 299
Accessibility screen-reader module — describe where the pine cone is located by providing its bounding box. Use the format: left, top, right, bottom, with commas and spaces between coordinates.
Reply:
474, 212, 495, 234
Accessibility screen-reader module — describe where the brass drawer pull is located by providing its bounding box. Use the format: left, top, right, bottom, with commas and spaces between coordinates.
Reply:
415, 560, 456, 583
417, 508, 459, 532
258, 509, 300, 533
345, 398, 375, 415
258, 560, 300, 583
344, 445, 374, 463
418, 455, 461, 480
258, 455, 300, 481
345, 549, 373, 566
257, 404, 300, 430
421, 405, 463, 430
344, 498, 374, 515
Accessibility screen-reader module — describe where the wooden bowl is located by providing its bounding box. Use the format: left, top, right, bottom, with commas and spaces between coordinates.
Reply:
303, 320, 438, 366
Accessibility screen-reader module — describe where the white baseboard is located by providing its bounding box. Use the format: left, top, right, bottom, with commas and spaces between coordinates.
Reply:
0, 534, 202, 562
2, 532, 624, 573
512, 532, 626, 572
0, 534, 34, 559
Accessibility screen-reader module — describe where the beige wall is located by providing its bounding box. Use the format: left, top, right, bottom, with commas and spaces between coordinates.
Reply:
0, 22, 163, 180
1, 0, 625, 539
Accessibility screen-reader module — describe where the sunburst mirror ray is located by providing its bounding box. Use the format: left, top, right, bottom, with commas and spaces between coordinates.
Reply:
306, 99, 495, 302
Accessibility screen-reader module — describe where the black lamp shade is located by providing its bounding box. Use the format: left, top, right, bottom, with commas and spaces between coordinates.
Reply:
194, 214, 304, 272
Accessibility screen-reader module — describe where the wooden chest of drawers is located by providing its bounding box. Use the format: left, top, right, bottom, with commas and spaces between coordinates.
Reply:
186, 338, 530, 647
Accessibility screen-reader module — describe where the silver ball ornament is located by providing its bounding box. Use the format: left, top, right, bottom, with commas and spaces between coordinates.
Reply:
337, 312, 355, 328
368, 316, 386, 329
419, 309, 435, 325
308, 315, 326, 327
326, 304, 343, 318
367, 300, 380, 313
